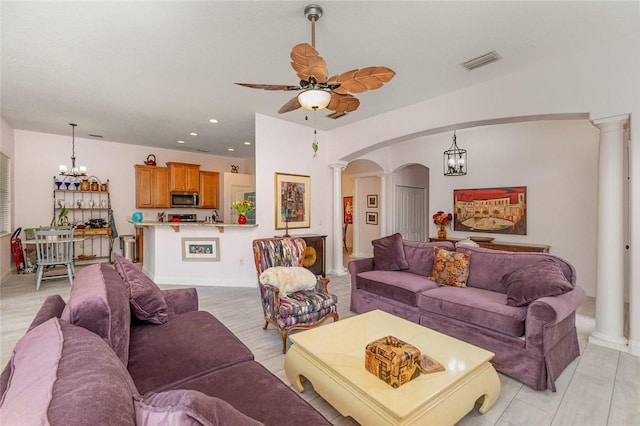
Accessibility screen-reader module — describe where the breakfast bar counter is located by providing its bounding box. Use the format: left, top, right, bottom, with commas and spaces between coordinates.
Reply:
133, 221, 259, 287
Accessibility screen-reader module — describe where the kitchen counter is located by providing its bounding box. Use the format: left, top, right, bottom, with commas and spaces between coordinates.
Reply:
132, 221, 259, 287
134, 221, 258, 233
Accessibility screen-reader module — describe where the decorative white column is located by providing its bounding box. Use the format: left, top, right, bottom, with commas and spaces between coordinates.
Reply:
352, 177, 361, 258
379, 174, 388, 237
331, 163, 347, 275
589, 114, 629, 351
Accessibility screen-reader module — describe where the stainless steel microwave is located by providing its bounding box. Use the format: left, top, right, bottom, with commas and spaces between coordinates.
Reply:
171, 192, 200, 208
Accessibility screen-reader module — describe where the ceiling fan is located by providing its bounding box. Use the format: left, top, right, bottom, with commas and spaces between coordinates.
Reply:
235, 4, 396, 115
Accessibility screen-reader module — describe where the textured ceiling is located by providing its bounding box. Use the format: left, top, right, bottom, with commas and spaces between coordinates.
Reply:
2, 1, 638, 159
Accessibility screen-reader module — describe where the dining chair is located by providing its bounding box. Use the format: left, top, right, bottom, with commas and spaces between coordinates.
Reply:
33, 228, 75, 291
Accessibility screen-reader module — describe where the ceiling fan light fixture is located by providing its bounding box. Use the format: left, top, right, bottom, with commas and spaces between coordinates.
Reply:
297, 89, 331, 110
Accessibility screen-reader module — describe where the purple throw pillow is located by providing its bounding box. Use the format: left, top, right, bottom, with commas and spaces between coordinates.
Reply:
134, 390, 264, 426
372, 233, 409, 271
114, 253, 169, 324
0, 318, 137, 425
503, 259, 574, 307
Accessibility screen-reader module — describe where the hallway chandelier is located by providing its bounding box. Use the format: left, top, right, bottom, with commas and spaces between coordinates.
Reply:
59, 123, 87, 178
443, 131, 467, 176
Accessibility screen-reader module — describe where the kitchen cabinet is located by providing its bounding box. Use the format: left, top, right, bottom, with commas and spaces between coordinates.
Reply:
167, 162, 200, 193
135, 165, 170, 208
199, 171, 220, 209
52, 177, 114, 263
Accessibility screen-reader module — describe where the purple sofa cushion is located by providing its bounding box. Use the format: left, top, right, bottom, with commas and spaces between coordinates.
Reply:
135, 390, 264, 425
503, 259, 574, 307
114, 253, 169, 325
356, 270, 439, 306
372, 233, 409, 271
417, 286, 527, 337
0, 318, 137, 425
61, 263, 131, 365
174, 361, 331, 425
402, 240, 454, 276
429, 247, 470, 287
128, 310, 254, 394
456, 246, 576, 293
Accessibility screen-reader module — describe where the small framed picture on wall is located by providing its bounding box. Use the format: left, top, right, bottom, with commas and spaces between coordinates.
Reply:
367, 195, 378, 208
366, 211, 378, 225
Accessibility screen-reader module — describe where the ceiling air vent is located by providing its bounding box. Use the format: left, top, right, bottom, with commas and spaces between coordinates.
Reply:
462, 50, 502, 71
327, 111, 347, 119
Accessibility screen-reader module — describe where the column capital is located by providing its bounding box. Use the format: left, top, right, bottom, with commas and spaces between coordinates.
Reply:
592, 114, 629, 128
329, 162, 347, 171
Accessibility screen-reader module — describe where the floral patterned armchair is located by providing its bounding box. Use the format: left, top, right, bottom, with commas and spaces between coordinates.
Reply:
252, 237, 339, 353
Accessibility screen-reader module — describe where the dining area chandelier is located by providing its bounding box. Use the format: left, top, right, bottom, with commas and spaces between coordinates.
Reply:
59, 123, 87, 178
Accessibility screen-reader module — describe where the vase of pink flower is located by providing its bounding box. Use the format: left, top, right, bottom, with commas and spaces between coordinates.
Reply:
432, 211, 453, 239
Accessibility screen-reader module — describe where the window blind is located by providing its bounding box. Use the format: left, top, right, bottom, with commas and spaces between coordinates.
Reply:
0, 152, 10, 234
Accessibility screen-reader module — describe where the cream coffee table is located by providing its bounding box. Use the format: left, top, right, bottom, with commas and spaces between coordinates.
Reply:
284, 310, 500, 425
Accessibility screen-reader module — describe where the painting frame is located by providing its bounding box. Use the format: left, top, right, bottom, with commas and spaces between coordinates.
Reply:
343, 196, 353, 224
367, 194, 378, 208
453, 186, 527, 235
182, 238, 220, 262
366, 211, 378, 225
275, 172, 311, 230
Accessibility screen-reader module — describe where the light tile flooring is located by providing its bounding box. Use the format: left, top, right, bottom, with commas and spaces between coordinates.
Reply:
1, 266, 638, 425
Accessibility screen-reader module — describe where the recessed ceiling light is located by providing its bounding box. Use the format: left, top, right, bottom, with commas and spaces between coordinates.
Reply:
244, 141, 251, 145
209, 119, 219, 124
190, 132, 198, 136
178, 140, 185, 144
227, 148, 235, 151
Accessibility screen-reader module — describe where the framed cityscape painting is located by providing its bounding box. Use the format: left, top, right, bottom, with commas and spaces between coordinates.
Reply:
453, 186, 527, 235
275, 172, 311, 230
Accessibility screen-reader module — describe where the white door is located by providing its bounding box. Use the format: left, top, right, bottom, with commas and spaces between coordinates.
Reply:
394, 185, 426, 241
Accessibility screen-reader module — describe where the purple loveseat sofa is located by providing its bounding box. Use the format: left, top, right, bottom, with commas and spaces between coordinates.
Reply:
0, 259, 330, 425
348, 234, 586, 391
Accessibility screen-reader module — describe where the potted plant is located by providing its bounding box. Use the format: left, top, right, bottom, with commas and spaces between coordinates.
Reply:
432, 211, 452, 239
231, 200, 255, 224
50, 206, 70, 228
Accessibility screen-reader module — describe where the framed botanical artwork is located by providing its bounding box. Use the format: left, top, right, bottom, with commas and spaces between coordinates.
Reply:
182, 238, 220, 261
453, 186, 527, 235
343, 196, 353, 224
275, 172, 311, 230
367, 194, 378, 208
366, 211, 378, 225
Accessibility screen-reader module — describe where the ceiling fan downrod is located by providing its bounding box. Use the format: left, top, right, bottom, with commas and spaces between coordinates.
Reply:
304, 4, 323, 49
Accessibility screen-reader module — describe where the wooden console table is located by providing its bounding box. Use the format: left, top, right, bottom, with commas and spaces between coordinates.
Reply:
429, 238, 550, 253
296, 234, 327, 277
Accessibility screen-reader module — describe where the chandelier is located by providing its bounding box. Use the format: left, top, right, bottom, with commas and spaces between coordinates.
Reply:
59, 123, 87, 178
443, 131, 467, 176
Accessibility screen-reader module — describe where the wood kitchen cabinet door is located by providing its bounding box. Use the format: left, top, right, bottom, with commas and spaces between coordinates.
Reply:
135, 165, 169, 208
199, 171, 220, 209
167, 162, 200, 193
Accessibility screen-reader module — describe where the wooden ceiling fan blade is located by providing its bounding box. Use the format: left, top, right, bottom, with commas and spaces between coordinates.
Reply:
278, 96, 302, 114
332, 66, 396, 93
290, 43, 328, 83
235, 82, 300, 91
327, 93, 360, 113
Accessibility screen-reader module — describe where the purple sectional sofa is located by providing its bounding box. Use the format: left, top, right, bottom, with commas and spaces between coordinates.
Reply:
348, 234, 586, 391
0, 258, 330, 425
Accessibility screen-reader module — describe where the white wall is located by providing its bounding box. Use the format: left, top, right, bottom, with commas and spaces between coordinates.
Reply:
12, 130, 251, 253
254, 114, 333, 269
